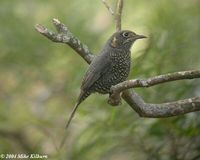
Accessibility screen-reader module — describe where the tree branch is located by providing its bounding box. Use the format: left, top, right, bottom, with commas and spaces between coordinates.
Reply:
122, 90, 200, 118
101, 0, 114, 15
115, 0, 123, 31
35, 19, 94, 64
109, 70, 200, 103
35, 19, 200, 118
101, 0, 123, 31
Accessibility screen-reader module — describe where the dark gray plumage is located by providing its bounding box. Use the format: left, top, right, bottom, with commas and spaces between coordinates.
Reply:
66, 30, 146, 128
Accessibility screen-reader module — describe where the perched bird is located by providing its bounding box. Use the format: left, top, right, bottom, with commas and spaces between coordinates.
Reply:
66, 30, 146, 128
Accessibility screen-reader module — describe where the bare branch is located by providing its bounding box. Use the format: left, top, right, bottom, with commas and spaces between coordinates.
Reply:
115, 0, 123, 31
101, 0, 114, 15
101, 0, 123, 31
109, 70, 200, 103
35, 19, 94, 64
122, 90, 200, 118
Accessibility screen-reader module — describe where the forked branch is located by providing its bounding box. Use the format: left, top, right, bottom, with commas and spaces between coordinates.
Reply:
35, 19, 94, 64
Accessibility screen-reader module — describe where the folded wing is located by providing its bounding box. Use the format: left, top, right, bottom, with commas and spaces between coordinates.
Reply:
81, 51, 111, 91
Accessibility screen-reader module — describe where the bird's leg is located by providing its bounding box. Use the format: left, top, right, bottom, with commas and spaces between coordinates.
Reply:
108, 92, 122, 106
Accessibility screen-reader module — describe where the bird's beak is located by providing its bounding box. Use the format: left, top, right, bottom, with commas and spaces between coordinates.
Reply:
135, 34, 147, 40
123, 34, 147, 44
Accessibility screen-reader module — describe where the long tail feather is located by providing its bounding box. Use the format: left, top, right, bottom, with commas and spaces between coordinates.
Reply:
65, 102, 80, 129
59, 102, 80, 150
59, 91, 90, 150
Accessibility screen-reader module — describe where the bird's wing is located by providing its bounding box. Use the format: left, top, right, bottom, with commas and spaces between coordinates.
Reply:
81, 51, 111, 91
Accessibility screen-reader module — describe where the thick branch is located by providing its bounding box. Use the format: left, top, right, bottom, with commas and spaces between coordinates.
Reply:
122, 90, 200, 117
110, 70, 200, 102
115, 0, 123, 31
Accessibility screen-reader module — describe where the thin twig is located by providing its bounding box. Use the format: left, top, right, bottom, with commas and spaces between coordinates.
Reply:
101, 0, 114, 15
115, 0, 123, 31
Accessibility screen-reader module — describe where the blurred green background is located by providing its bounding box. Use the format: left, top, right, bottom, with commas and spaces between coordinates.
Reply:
0, 0, 200, 159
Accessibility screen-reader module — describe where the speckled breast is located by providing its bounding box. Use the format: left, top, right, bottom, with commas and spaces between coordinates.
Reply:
92, 50, 131, 94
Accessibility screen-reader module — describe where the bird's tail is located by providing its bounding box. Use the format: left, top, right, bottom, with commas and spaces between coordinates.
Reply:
59, 91, 90, 150
65, 102, 80, 129
59, 100, 81, 150
65, 90, 90, 129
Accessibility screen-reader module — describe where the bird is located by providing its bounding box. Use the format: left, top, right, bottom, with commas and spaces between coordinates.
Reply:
65, 30, 146, 129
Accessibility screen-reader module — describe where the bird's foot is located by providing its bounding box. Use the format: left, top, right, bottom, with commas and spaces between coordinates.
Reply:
107, 95, 122, 106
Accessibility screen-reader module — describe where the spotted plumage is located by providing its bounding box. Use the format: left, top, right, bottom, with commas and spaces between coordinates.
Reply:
66, 30, 146, 128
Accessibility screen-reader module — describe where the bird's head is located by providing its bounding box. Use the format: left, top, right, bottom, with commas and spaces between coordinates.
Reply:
109, 30, 146, 50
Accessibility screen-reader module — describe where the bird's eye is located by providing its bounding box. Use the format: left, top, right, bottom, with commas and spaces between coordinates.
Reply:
122, 32, 129, 37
